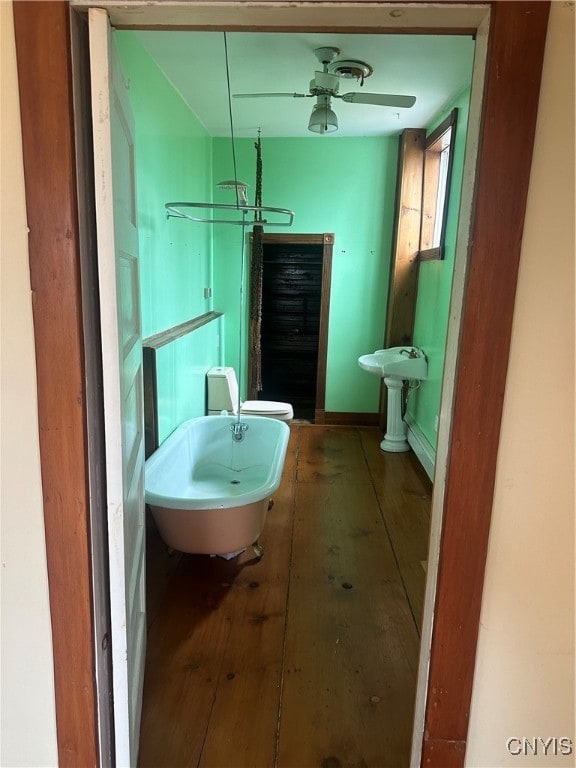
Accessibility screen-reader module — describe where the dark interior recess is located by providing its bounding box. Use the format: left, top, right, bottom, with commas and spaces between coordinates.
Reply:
260, 243, 324, 419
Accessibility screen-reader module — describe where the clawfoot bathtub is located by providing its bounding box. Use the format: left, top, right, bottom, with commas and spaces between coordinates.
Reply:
144, 415, 289, 555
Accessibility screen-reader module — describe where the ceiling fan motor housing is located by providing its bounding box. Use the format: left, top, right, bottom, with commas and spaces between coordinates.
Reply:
311, 71, 340, 95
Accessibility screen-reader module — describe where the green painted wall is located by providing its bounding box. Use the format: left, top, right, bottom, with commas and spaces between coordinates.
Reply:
407, 87, 471, 449
116, 32, 219, 438
155, 318, 223, 442
212, 136, 398, 411
115, 32, 469, 444
116, 31, 213, 337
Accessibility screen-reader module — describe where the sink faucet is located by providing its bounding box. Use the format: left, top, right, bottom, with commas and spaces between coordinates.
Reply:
399, 348, 418, 359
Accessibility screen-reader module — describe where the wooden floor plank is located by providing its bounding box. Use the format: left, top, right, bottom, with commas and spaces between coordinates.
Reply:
145, 510, 183, 629
198, 477, 295, 768
138, 554, 236, 767
277, 480, 420, 768
297, 426, 372, 484
361, 430, 432, 632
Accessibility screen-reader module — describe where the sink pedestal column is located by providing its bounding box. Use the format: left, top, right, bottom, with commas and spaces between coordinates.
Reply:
381, 376, 410, 453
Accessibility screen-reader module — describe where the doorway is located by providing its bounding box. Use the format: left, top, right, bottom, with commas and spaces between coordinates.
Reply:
254, 233, 333, 421
13, 2, 551, 766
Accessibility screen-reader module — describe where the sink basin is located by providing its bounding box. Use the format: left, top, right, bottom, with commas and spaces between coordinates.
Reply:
358, 346, 427, 453
358, 346, 428, 381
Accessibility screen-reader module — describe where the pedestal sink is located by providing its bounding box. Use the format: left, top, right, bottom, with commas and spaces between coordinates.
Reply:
358, 346, 428, 453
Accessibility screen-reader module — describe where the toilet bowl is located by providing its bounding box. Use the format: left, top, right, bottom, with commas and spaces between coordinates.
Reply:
206, 367, 293, 421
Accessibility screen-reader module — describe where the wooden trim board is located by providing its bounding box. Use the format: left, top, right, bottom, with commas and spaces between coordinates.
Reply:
381, 129, 425, 429
12, 2, 99, 764
384, 128, 426, 349
142, 311, 222, 349
421, 1, 551, 761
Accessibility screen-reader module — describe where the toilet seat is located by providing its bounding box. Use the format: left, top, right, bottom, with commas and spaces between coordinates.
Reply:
206, 367, 293, 421
241, 400, 294, 420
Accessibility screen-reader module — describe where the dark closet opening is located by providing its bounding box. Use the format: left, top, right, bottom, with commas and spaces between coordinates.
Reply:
256, 234, 333, 422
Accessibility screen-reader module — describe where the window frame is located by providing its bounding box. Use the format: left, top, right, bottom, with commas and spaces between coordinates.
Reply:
419, 108, 459, 261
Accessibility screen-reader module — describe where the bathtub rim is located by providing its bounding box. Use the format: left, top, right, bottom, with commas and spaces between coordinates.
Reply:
144, 414, 290, 511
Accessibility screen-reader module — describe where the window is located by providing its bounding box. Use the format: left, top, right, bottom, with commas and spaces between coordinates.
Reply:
419, 109, 458, 260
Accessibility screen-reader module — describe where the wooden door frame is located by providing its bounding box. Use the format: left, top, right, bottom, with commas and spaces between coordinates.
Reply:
254, 232, 333, 423
12, 2, 550, 766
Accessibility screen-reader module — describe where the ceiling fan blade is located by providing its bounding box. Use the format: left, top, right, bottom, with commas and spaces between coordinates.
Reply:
233, 92, 310, 99
339, 92, 416, 108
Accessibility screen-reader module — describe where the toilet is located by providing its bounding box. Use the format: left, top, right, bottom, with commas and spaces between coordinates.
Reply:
207, 367, 293, 421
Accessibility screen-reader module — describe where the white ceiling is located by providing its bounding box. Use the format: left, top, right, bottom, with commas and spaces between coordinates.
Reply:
134, 31, 476, 138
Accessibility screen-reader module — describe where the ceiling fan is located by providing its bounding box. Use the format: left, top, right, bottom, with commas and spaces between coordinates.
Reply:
233, 46, 416, 134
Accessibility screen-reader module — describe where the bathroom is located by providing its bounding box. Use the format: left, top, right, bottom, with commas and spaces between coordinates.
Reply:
115, 30, 473, 454
111, 26, 474, 766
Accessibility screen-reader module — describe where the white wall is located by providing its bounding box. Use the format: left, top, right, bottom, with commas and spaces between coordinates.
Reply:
466, 3, 575, 765
0, 2, 59, 765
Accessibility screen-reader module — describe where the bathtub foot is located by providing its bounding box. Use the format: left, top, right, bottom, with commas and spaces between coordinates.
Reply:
268, 498, 274, 511
252, 540, 264, 560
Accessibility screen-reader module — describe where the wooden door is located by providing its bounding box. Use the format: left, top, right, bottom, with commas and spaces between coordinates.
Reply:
261, 242, 324, 419
89, 9, 146, 765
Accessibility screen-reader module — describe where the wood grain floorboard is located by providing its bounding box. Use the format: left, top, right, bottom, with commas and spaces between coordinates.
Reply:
197, 477, 295, 768
277, 432, 420, 768
297, 426, 372, 485
145, 510, 183, 629
361, 431, 432, 633
138, 553, 236, 767
138, 425, 428, 768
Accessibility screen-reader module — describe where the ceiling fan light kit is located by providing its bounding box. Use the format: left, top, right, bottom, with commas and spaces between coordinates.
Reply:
233, 44, 416, 135
308, 95, 338, 134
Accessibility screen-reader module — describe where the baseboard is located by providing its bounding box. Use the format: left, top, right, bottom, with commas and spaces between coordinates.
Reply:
322, 411, 380, 426
405, 414, 436, 481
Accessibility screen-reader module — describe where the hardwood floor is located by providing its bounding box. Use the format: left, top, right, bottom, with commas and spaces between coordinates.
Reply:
139, 425, 431, 768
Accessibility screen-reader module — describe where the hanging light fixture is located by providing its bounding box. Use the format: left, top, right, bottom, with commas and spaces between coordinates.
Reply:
308, 95, 338, 134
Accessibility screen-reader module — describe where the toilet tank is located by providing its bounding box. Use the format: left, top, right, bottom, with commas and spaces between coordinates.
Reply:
206, 367, 239, 413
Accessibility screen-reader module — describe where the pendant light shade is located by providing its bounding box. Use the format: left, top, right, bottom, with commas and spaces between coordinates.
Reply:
308, 96, 338, 134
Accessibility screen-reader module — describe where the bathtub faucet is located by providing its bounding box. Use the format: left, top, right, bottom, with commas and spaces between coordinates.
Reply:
230, 421, 249, 442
